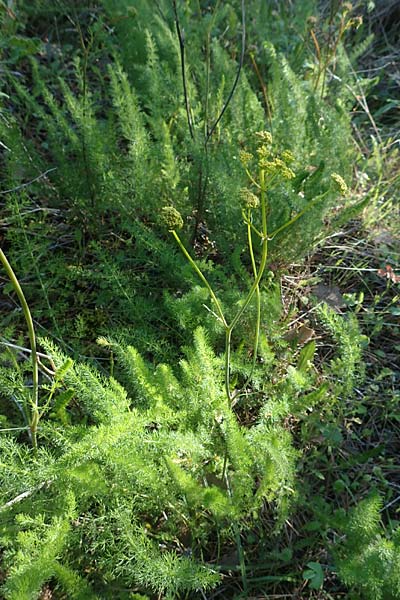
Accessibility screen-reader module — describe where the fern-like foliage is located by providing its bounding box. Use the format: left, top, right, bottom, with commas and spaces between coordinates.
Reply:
0, 0, 365, 364
0, 2, 373, 598
316, 303, 365, 397
0, 328, 299, 598
1, 490, 95, 600
334, 495, 400, 600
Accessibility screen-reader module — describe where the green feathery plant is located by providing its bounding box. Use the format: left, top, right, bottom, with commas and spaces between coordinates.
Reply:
0, 2, 379, 597
0, 0, 365, 360
162, 130, 349, 405
0, 301, 366, 597
0, 327, 300, 598
333, 494, 400, 600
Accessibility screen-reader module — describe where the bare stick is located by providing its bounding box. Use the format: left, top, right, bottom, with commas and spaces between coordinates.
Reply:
0, 480, 53, 512
172, 0, 195, 140
205, 0, 246, 146
0, 168, 57, 195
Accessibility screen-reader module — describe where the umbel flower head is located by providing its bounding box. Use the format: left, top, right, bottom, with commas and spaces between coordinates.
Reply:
331, 173, 348, 196
255, 130, 273, 145
240, 188, 259, 209
257, 144, 271, 161
254, 131, 295, 179
239, 149, 253, 167
241, 130, 296, 183
255, 131, 273, 162
259, 157, 295, 180
161, 206, 184, 231
281, 149, 294, 164
306, 15, 318, 27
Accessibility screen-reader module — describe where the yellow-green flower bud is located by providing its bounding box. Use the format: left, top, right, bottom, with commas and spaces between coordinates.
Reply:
331, 173, 348, 196
259, 157, 295, 179
348, 15, 363, 29
240, 188, 259, 209
255, 130, 273, 145
239, 149, 253, 166
161, 206, 184, 231
281, 149, 295, 164
257, 145, 271, 160
276, 159, 295, 180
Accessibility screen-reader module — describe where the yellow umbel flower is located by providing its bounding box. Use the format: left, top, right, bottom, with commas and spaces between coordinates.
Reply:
239, 150, 253, 166
255, 130, 273, 145
240, 188, 259, 209
161, 206, 184, 231
331, 173, 348, 196
281, 149, 295, 164
259, 157, 295, 180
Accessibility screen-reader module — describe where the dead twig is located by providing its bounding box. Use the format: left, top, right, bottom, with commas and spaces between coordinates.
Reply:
0, 168, 57, 195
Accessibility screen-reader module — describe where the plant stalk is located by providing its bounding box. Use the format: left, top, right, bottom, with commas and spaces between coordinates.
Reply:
229, 169, 268, 333
0, 248, 39, 451
171, 230, 227, 327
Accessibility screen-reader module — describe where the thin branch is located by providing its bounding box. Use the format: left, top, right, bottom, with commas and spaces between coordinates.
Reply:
249, 51, 272, 127
0, 480, 53, 512
309, 28, 321, 64
0, 140, 11, 152
382, 494, 400, 513
0, 426, 29, 432
0, 168, 57, 195
245, 167, 261, 188
172, 0, 195, 140
329, 69, 382, 144
0, 340, 50, 360
205, 0, 246, 146
269, 190, 330, 240
154, 0, 168, 23
171, 229, 227, 327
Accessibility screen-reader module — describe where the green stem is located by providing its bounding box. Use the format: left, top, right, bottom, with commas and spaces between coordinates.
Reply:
171, 230, 227, 327
225, 473, 248, 595
224, 170, 268, 404
172, 169, 269, 407
242, 210, 263, 238
230, 170, 268, 332
231, 216, 261, 403
224, 327, 232, 403
245, 168, 261, 189
245, 212, 261, 370
269, 190, 329, 240
0, 248, 39, 452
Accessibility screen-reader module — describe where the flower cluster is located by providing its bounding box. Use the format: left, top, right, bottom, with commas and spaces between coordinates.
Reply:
253, 131, 296, 180
281, 149, 294, 164
161, 206, 183, 231
239, 149, 253, 166
255, 130, 273, 145
240, 188, 259, 210
306, 15, 318, 27
259, 156, 295, 180
331, 173, 348, 196
239, 131, 297, 211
